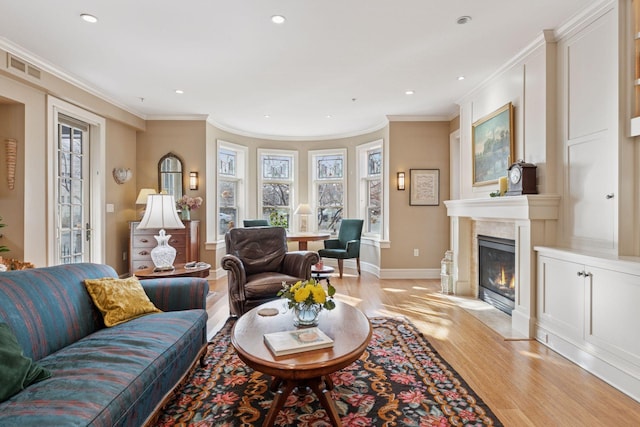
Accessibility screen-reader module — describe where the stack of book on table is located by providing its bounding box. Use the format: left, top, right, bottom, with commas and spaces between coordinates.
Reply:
263, 328, 334, 356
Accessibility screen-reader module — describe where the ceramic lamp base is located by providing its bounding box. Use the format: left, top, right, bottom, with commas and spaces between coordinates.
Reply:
150, 229, 177, 270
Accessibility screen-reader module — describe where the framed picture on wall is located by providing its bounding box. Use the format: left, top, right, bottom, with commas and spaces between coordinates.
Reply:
472, 102, 514, 186
410, 169, 439, 206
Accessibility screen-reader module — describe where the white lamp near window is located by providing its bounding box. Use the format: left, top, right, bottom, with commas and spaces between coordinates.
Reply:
294, 203, 313, 233
135, 188, 156, 218
137, 194, 185, 271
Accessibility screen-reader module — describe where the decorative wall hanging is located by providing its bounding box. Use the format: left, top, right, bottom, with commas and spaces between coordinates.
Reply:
472, 102, 514, 186
5, 139, 17, 190
112, 167, 132, 184
410, 169, 440, 206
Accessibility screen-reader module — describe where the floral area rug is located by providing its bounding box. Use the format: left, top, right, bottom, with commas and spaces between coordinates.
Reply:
155, 317, 503, 426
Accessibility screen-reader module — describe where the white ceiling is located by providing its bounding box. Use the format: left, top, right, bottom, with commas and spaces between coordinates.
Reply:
0, 0, 598, 140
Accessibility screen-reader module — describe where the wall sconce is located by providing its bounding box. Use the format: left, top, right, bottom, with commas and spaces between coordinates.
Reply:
189, 172, 199, 190
397, 172, 406, 191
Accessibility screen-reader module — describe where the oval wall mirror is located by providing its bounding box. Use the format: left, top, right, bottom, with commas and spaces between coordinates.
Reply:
158, 152, 184, 200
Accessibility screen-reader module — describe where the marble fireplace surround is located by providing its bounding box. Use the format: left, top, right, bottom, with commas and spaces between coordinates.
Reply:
444, 195, 560, 338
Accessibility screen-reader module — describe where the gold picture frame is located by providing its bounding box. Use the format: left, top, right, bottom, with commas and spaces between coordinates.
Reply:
472, 102, 514, 186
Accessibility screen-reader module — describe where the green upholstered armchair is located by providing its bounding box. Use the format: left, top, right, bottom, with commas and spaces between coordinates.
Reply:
243, 219, 269, 227
318, 219, 364, 278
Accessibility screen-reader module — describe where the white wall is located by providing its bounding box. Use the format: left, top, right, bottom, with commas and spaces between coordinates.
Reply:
457, 36, 553, 200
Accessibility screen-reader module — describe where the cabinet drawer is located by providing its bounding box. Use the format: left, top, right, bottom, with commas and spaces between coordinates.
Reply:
132, 234, 186, 249
131, 260, 154, 271
131, 234, 157, 248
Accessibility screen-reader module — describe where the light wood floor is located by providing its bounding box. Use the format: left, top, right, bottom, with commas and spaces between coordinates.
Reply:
204, 272, 640, 426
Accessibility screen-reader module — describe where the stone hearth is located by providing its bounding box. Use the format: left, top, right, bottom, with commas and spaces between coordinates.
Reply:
444, 195, 560, 338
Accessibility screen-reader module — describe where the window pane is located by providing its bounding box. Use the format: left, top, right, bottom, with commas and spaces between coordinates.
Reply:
59, 125, 71, 151
262, 183, 290, 206
73, 230, 83, 255
317, 183, 343, 207
264, 208, 289, 228
72, 129, 83, 153
368, 150, 382, 175
60, 230, 71, 258
60, 204, 71, 229
219, 208, 236, 234
317, 207, 342, 233
368, 207, 381, 234
219, 180, 236, 207
71, 153, 82, 179
219, 149, 236, 176
262, 156, 290, 179
71, 179, 82, 204
72, 205, 83, 229
59, 179, 71, 203
317, 155, 343, 179
59, 151, 71, 177
368, 180, 381, 207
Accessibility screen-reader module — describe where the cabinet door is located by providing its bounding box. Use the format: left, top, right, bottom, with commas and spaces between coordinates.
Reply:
586, 266, 640, 367
537, 256, 585, 342
560, 7, 617, 252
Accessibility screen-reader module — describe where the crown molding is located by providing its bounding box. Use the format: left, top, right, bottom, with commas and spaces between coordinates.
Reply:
387, 114, 454, 122
456, 0, 613, 107
0, 37, 145, 120
207, 116, 389, 142
146, 114, 209, 121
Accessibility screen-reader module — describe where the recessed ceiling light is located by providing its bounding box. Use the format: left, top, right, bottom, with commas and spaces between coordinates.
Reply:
80, 13, 98, 23
271, 15, 286, 24
405, 90, 415, 95
456, 16, 472, 25
264, 114, 271, 119
457, 76, 465, 81
175, 89, 184, 94
326, 115, 332, 119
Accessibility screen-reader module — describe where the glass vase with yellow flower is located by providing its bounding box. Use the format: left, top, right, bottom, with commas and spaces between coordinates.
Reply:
278, 279, 336, 327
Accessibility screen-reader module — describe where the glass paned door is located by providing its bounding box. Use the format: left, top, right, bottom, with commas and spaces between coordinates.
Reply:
57, 117, 90, 264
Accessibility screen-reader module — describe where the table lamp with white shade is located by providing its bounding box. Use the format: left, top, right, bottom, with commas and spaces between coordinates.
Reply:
135, 188, 156, 218
294, 203, 313, 232
137, 194, 185, 271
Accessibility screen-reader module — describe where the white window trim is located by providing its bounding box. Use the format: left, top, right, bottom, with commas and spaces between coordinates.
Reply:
217, 140, 247, 239
46, 96, 105, 265
356, 139, 386, 241
258, 148, 298, 231
308, 148, 347, 233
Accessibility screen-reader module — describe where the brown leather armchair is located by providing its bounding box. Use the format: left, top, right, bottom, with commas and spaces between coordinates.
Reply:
222, 226, 320, 316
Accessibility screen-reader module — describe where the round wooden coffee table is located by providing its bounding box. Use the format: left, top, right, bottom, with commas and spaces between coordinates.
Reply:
231, 300, 371, 426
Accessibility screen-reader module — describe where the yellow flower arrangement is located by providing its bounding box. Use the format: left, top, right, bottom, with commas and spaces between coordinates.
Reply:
278, 278, 336, 310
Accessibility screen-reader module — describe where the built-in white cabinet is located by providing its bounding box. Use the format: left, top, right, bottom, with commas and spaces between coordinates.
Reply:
558, 4, 622, 253
536, 247, 640, 401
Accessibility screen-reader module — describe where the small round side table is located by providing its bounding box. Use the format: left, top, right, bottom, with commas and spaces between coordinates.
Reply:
311, 264, 334, 286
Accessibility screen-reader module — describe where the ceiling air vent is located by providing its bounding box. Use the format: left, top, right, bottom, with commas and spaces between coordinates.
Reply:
27, 64, 41, 79
7, 53, 42, 80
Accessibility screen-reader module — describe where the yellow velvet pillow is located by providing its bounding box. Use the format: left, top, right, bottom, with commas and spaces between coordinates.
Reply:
84, 277, 162, 327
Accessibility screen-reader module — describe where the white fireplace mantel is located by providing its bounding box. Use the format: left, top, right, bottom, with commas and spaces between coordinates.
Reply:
444, 194, 561, 221
444, 195, 561, 337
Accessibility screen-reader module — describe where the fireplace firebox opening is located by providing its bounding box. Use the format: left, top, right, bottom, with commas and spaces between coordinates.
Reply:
478, 235, 516, 315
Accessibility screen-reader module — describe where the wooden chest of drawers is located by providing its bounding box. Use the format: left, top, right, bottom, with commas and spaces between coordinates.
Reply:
129, 220, 200, 275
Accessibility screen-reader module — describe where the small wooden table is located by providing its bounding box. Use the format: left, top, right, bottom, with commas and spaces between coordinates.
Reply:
231, 300, 371, 426
134, 263, 210, 280
286, 232, 330, 250
311, 264, 335, 286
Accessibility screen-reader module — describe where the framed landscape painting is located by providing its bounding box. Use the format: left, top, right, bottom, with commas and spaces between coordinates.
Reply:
472, 103, 514, 186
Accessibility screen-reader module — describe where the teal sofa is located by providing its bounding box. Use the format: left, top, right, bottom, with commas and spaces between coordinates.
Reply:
0, 263, 208, 426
